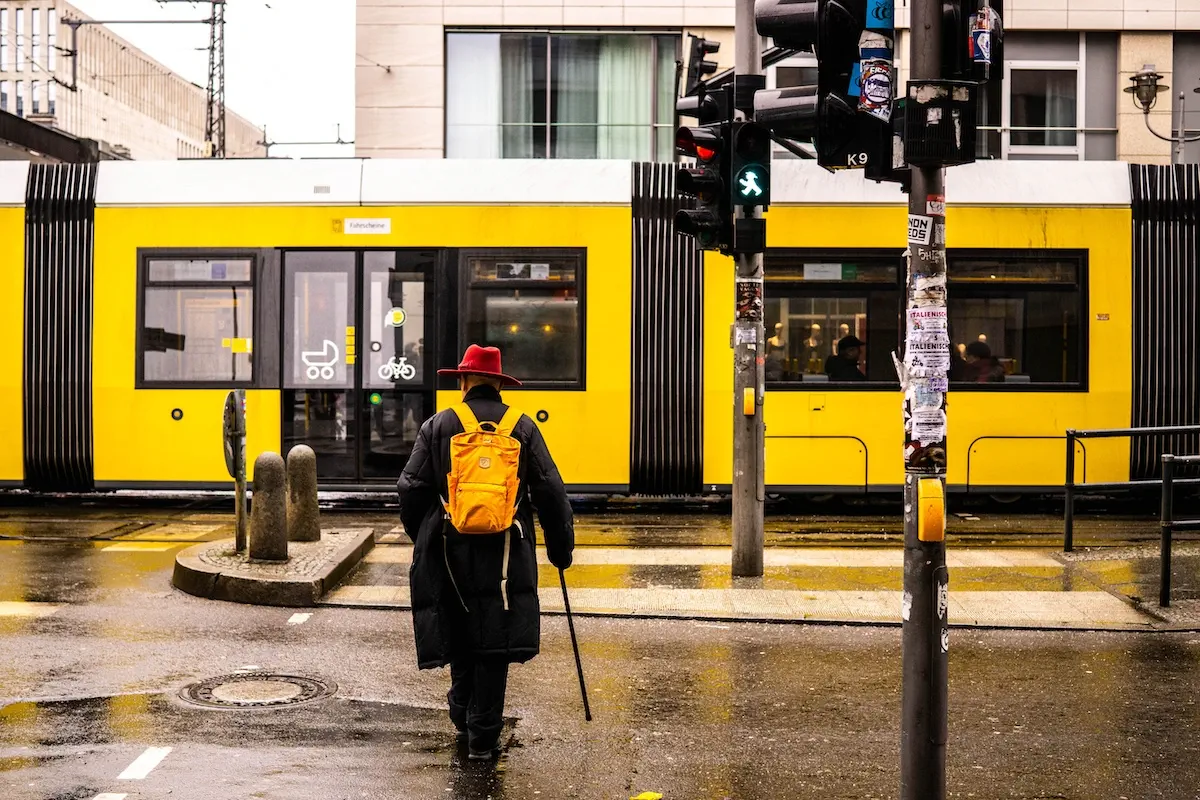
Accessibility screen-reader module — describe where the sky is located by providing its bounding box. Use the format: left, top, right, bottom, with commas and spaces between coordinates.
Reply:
70, 0, 356, 158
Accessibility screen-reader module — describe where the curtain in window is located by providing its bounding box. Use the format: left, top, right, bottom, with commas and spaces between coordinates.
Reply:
446, 34, 501, 158
553, 36, 599, 158
501, 35, 536, 157
597, 36, 653, 160
1043, 71, 1077, 147
654, 36, 678, 161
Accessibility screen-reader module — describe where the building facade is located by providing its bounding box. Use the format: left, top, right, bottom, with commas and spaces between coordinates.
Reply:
356, 0, 1200, 164
0, 0, 263, 160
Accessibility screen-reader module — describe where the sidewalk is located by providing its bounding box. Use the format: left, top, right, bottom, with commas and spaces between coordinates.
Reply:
323, 533, 1200, 632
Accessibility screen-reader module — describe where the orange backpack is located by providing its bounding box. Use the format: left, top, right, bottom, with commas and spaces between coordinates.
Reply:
442, 403, 523, 534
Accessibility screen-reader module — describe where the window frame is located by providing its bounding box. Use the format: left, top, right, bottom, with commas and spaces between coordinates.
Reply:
760, 247, 1089, 392
946, 248, 1089, 392
442, 28, 681, 161
763, 248, 905, 392
1002, 58, 1085, 160
136, 249, 260, 390
456, 247, 587, 391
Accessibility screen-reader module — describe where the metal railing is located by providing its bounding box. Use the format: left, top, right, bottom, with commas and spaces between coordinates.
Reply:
1159, 454, 1200, 608
1063, 426, 1200, 552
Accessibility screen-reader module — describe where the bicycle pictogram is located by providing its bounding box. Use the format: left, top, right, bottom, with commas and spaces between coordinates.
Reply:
379, 356, 417, 381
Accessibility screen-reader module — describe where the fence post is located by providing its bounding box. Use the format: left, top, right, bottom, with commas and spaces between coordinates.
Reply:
1160, 454, 1175, 608
1064, 430, 1076, 552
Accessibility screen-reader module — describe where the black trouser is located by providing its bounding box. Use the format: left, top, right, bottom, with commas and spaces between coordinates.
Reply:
448, 657, 509, 751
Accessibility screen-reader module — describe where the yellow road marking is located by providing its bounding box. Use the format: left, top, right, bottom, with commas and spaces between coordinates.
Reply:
101, 543, 180, 552
0, 601, 60, 617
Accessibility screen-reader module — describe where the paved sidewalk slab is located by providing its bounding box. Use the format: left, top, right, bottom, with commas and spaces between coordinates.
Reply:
173, 528, 374, 607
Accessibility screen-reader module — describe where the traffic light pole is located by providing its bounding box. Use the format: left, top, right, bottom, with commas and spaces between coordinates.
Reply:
731, 0, 765, 578
901, 0, 949, 798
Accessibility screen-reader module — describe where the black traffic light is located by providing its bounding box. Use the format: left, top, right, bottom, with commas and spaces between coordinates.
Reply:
753, 0, 895, 171
729, 121, 771, 208
675, 123, 730, 250
684, 35, 721, 96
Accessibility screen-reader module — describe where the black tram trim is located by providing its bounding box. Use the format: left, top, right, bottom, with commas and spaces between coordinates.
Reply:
629, 162, 703, 496
1129, 164, 1200, 481
23, 163, 97, 491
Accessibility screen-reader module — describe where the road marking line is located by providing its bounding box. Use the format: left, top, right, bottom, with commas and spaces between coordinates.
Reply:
94, 794, 128, 800
101, 542, 179, 552
117, 746, 171, 780
287, 612, 312, 625
0, 601, 59, 617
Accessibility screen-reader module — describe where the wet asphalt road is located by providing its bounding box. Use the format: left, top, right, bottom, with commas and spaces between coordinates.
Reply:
2, 531, 1200, 798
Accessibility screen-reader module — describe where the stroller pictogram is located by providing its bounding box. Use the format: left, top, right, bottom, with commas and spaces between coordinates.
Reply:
379, 356, 417, 381
301, 340, 340, 380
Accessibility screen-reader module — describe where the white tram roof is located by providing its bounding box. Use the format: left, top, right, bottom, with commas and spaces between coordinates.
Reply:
0, 157, 1133, 208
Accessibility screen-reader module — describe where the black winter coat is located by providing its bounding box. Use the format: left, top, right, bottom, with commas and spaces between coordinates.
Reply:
396, 385, 575, 670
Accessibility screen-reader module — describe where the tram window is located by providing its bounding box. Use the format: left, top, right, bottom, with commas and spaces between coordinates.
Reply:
462, 251, 583, 386
139, 256, 255, 386
763, 253, 903, 386
948, 252, 1084, 387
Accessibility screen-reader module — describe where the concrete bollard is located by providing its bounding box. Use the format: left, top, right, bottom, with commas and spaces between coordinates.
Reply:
249, 451, 288, 561
286, 444, 321, 543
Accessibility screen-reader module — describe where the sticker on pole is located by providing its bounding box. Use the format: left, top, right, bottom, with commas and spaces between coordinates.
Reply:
908, 215, 933, 245
907, 307, 947, 331
926, 194, 946, 216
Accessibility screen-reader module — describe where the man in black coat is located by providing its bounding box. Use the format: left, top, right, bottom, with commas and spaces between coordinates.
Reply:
397, 344, 575, 761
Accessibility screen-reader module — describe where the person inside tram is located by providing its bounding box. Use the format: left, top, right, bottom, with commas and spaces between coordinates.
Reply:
963, 341, 1005, 383
825, 335, 866, 381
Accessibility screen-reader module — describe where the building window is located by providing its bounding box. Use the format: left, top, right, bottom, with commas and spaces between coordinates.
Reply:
14, 9, 22, 72
30, 80, 38, 114
47, 80, 54, 115
15, 80, 23, 116
460, 250, 583, 386
31, 8, 39, 71
766, 53, 818, 160
47, 9, 55, 72
0, 10, 8, 71
0, 82, 7, 113
1008, 68, 1077, 148
947, 253, 1084, 386
138, 256, 256, 386
762, 254, 902, 386
446, 32, 678, 161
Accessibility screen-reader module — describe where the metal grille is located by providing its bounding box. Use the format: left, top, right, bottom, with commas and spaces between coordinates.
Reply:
1130, 164, 1200, 480
629, 162, 703, 495
23, 163, 97, 491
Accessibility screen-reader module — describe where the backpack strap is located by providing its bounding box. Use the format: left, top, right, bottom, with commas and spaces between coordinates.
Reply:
495, 406, 523, 437
450, 403, 480, 433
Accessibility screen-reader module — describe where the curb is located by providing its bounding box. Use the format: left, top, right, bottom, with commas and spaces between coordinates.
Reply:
172, 530, 375, 607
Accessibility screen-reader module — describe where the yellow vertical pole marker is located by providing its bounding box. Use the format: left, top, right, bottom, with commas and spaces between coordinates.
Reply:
742, 387, 755, 416
917, 478, 945, 542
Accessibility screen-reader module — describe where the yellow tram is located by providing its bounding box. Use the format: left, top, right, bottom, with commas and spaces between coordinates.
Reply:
0, 157, 1162, 496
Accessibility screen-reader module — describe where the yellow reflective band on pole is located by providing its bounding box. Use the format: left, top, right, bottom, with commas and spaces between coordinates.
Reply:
742, 387, 755, 416
917, 478, 945, 542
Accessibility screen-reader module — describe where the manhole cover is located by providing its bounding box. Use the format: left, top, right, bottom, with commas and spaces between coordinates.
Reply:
179, 673, 336, 709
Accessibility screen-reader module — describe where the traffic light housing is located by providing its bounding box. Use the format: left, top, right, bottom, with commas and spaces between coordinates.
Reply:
729, 121, 771, 208
675, 122, 729, 250
753, 0, 895, 171
684, 35, 721, 96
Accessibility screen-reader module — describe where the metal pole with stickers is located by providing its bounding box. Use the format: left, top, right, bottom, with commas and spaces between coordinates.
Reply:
895, 2, 999, 797
223, 389, 248, 553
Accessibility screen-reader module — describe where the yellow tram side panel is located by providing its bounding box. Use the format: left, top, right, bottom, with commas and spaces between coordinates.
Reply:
92, 205, 631, 487
702, 204, 1133, 491
0, 207, 22, 482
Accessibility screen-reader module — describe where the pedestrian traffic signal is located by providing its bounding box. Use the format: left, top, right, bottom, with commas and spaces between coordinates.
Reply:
729, 121, 771, 208
685, 34, 721, 96
753, 0, 895, 171
675, 124, 730, 250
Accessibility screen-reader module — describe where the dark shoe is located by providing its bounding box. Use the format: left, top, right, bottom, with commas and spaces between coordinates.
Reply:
467, 746, 499, 761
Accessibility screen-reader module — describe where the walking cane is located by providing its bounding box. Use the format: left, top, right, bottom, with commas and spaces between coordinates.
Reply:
559, 568, 592, 722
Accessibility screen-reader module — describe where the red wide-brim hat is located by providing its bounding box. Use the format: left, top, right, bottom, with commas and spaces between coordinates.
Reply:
437, 344, 523, 387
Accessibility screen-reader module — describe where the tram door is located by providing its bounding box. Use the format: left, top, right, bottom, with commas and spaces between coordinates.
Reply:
282, 250, 436, 483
